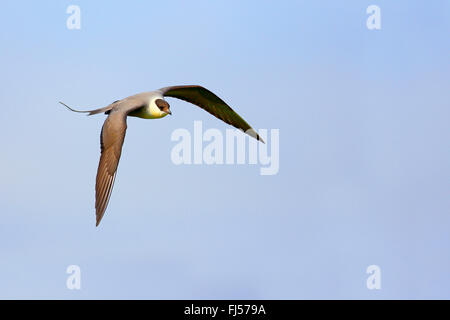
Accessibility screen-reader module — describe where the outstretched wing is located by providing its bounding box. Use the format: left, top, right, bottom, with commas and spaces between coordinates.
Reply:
95, 101, 144, 226
95, 111, 126, 226
160, 85, 263, 142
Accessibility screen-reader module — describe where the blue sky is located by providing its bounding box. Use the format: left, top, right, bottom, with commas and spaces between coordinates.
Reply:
0, 0, 449, 299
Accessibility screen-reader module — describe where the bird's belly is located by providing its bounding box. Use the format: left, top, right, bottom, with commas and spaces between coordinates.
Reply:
128, 106, 167, 119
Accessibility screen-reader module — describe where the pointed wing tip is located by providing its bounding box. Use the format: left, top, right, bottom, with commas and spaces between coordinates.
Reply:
96, 215, 102, 227
96, 207, 106, 226
96, 208, 104, 226
246, 129, 265, 144
258, 136, 265, 144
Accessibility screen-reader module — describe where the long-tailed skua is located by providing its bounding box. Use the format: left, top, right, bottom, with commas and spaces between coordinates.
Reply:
60, 85, 263, 226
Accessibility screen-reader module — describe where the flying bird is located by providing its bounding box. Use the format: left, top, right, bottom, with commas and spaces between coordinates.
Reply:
60, 85, 263, 226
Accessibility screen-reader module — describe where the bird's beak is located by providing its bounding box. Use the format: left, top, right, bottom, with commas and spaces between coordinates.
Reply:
166, 110, 172, 115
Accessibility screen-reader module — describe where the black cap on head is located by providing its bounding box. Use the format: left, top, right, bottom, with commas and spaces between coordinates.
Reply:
155, 99, 171, 115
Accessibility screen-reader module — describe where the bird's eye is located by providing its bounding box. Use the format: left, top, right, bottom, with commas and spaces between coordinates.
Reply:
155, 99, 169, 111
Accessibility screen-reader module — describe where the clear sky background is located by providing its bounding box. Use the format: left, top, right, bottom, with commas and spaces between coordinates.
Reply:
0, 1, 449, 299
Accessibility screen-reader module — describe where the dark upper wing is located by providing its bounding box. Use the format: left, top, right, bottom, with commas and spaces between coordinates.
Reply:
160, 85, 263, 142
95, 101, 144, 226
95, 111, 127, 226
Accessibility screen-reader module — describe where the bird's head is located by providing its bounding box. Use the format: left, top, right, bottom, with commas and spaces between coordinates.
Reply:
155, 98, 172, 116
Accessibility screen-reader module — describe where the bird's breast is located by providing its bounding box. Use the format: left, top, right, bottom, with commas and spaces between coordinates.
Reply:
128, 102, 168, 119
